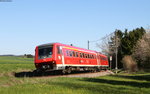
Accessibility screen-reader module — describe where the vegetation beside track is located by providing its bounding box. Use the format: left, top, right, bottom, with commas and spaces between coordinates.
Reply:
0, 56, 150, 94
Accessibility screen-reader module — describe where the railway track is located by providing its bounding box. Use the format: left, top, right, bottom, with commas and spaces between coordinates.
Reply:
62, 70, 114, 78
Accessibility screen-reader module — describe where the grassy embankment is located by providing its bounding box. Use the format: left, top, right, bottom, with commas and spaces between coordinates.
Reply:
0, 56, 150, 94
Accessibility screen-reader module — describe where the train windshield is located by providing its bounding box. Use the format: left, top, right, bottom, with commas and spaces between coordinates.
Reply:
38, 46, 53, 59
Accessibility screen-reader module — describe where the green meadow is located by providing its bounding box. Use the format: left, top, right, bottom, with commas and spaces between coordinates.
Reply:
0, 56, 150, 94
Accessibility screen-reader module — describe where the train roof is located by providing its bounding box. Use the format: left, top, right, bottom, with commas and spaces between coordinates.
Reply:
37, 42, 56, 47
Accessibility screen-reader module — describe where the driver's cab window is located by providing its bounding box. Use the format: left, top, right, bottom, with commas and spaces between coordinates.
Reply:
57, 46, 62, 54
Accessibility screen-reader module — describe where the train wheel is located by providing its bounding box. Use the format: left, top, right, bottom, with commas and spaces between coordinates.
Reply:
97, 68, 101, 72
66, 67, 72, 74
62, 67, 72, 74
62, 69, 66, 75
91, 68, 97, 73
93, 69, 97, 73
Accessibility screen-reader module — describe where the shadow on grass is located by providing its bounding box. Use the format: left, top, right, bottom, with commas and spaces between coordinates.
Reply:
14, 70, 91, 78
113, 75, 150, 81
81, 77, 150, 88
14, 71, 58, 77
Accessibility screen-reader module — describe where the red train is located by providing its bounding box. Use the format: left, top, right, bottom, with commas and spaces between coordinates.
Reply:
34, 43, 109, 74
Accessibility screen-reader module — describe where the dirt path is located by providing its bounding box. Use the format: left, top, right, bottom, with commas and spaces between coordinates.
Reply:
62, 70, 114, 78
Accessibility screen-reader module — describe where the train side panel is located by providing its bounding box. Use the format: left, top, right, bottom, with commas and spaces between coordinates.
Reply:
61, 46, 98, 66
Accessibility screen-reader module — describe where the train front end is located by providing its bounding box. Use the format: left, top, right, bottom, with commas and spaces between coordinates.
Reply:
34, 44, 56, 71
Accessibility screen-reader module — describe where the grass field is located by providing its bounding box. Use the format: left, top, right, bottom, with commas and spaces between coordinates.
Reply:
0, 56, 150, 94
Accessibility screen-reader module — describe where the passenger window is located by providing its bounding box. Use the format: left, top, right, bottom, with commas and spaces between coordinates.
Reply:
85, 54, 88, 58
90, 55, 92, 59
76, 52, 79, 57
92, 55, 94, 59
73, 51, 76, 57
89, 54, 92, 59
88, 54, 90, 58
84, 53, 86, 58
80, 53, 82, 58
82, 53, 85, 58
69, 51, 73, 57
66, 50, 69, 56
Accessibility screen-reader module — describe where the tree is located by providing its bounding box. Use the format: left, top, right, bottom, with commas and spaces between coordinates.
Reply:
132, 31, 150, 69
24, 54, 34, 58
97, 30, 123, 69
121, 27, 145, 56
96, 37, 112, 55
99, 27, 145, 69
119, 27, 145, 69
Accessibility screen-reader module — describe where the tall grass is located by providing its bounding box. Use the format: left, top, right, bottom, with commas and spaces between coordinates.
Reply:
0, 56, 150, 94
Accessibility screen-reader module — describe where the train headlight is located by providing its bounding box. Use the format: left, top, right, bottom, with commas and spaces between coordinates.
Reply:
52, 61, 55, 64
42, 65, 46, 69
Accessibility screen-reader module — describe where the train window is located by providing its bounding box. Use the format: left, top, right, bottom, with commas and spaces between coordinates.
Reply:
89, 54, 92, 59
82, 53, 84, 58
66, 50, 69, 56
80, 53, 84, 58
80, 53, 82, 58
38, 46, 53, 59
100, 57, 107, 60
69, 51, 73, 57
85, 53, 88, 58
84, 53, 86, 58
91, 55, 94, 59
88, 54, 90, 58
73, 51, 76, 57
103, 57, 105, 60
81, 53, 84, 58
76, 52, 79, 57
104, 57, 107, 60
91, 55, 93, 59
57, 46, 62, 54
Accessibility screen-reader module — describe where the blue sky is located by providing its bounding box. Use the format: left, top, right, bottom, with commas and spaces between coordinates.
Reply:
0, 0, 150, 55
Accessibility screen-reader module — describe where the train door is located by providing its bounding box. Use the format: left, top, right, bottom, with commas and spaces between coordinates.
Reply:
96, 53, 101, 66
57, 46, 65, 67
98, 55, 101, 65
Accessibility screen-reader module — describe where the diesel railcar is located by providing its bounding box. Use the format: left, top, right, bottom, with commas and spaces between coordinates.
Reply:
34, 43, 109, 74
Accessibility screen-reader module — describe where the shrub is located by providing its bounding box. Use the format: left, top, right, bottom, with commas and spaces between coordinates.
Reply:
122, 55, 138, 72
